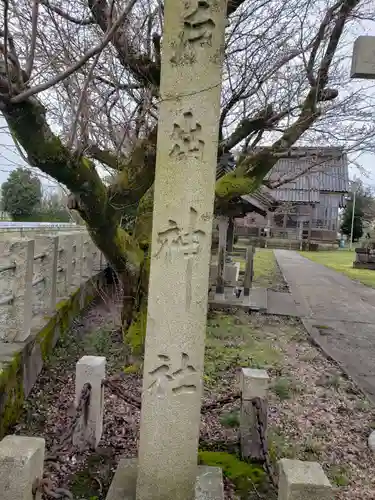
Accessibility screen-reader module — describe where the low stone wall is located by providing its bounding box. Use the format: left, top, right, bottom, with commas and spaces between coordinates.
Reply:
0, 270, 106, 438
246, 237, 338, 251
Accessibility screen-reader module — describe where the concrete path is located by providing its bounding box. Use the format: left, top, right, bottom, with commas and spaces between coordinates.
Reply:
275, 249, 375, 403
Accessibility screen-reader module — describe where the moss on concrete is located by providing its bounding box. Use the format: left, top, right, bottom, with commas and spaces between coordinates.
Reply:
0, 354, 23, 438
198, 451, 266, 497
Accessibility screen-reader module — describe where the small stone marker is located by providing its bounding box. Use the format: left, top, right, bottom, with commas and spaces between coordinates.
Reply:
278, 459, 332, 500
0, 435, 45, 500
240, 368, 269, 461
73, 355, 106, 450
136, 0, 228, 499
351, 36, 375, 79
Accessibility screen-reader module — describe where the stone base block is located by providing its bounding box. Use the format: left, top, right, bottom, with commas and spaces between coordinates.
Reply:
209, 287, 267, 313
353, 261, 375, 270
209, 262, 240, 286
106, 459, 224, 500
278, 459, 332, 500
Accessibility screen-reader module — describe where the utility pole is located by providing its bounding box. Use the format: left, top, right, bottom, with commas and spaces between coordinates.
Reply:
349, 181, 359, 251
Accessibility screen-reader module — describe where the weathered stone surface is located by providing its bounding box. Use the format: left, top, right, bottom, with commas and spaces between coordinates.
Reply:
0, 239, 34, 342
224, 262, 240, 286
209, 262, 240, 285
278, 459, 332, 500
34, 235, 59, 314
351, 36, 375, 79
73, 355, 105, 450
0, 435, 45, 500
241, 368, 269, 403
368, 430, 375, 452
106, 460, 224, 500
267, 291, 299, 317
136, 1, 227, 499
248, 287, 267, 312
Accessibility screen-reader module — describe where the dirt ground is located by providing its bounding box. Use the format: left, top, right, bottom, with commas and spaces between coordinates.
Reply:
12, 267, 375, 499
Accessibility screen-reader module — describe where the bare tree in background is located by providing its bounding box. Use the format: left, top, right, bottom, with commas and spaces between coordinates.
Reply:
0, 0, 372, 351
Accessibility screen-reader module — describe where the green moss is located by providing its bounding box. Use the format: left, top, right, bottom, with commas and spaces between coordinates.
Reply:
115, 227, 144, 274
198, 451, 265, 495
125, 304, 147, 355
0, 354, 24, 438
123, 363, 141, 374
215, 171, 260, 202
69, 468, 101, 499
37, 318, 57, 362
134, 186, 154, 249
56, 298, 70, 310
220, 411, 240, 428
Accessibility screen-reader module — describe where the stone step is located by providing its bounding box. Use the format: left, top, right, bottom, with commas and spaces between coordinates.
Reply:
106, 459, 224, 500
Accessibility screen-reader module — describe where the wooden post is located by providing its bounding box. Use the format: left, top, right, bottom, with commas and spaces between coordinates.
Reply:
226, 217, 235, 253
243, 246, 254, 297
216, 216, 229, 295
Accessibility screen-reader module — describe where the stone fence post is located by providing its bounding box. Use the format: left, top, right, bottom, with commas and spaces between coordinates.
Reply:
243, 246, 255, 297
82, 237, 92, 279
2, 239, 35, 342
34, 235, 58, 314
72, 232, 84, 287
0, 435, 45, 500
240, 368, 269, 461
278, 459, 333, 499
73, 355, 106, 450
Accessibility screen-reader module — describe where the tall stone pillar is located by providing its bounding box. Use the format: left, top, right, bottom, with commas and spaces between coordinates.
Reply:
136, 1, 227, 500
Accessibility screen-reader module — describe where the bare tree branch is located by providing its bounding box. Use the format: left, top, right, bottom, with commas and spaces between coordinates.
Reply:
25, 0, 40, 78
10, 0, 139, 103
40, 0, 94, 25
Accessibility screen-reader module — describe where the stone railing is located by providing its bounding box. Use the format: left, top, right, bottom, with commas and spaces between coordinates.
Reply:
0, 360, 334, 500
0, 231, 106, 343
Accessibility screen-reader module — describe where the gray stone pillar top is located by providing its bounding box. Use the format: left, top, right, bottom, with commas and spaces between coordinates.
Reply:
279, 459, 331, 486
241, 368, 269, 400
